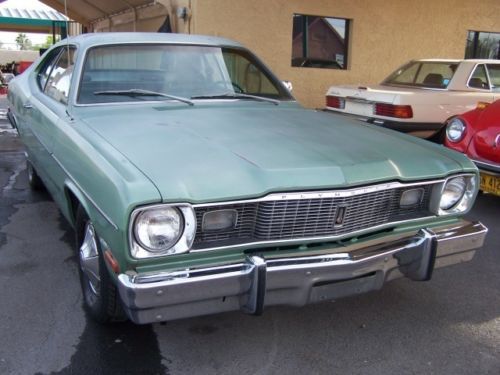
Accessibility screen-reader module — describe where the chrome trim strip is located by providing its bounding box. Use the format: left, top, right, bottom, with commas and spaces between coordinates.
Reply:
193, 179, 444, 207
130, 263, 252, 284
381, 83, 449, 91
473, 159, 500, 174
51, 154, 118, 230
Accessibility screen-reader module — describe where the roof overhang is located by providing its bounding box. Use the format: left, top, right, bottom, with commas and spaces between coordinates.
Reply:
0, 6, 69, 34
39, 0, 157, 26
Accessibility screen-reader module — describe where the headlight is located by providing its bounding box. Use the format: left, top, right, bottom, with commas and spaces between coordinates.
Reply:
438, 175, 477, 215
446, 118, 466, 142
134, 207, 183, 252
440, 177, 466, 210
130, 204, 196, 258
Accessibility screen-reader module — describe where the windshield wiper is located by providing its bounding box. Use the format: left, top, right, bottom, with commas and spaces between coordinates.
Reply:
94, 89, 194, 106
191, 92, 280, 105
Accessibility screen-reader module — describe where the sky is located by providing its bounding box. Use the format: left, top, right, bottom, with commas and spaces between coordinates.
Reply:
0, 0, 59, 49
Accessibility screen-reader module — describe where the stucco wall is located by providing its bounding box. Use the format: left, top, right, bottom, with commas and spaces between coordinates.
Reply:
188, 0, 500, 108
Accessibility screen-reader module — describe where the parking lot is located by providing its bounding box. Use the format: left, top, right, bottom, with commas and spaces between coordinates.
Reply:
0, 95, 499, 375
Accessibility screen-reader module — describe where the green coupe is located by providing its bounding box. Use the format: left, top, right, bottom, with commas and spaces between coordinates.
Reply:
7, 33, 487, 324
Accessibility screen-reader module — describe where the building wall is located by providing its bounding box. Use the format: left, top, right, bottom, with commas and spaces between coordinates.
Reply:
189, 0, 500, 108
91, 0, 500, 108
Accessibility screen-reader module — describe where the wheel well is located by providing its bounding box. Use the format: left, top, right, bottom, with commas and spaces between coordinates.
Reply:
65, 187, 81, 227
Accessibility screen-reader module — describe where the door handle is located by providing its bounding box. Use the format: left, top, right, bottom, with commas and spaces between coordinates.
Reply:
23, 103, 33, 109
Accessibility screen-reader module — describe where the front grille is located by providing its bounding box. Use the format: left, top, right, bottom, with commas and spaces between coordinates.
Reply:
193, 184, 434, 250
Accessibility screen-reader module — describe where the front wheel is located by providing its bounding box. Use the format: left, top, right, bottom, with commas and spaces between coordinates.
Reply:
76, 206, 125, 323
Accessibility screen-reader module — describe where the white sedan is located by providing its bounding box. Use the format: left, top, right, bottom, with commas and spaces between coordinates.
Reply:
325, 59, 500, 138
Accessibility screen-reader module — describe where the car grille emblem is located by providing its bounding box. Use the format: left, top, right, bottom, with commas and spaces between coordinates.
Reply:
334, 206, 347, 227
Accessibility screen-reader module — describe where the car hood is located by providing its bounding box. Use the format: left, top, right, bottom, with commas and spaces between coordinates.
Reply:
79, 102, 472, 203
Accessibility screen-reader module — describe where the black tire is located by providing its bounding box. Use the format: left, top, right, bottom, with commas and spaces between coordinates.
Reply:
27, 160, 44, 190
75, 206, 125, 323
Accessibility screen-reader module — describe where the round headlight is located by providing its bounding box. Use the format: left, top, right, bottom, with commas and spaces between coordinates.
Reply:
134, 207, 183, 252
446, 118, 466, 142
440, 177, 466, 210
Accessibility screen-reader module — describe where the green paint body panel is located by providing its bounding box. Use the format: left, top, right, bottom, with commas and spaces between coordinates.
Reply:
7, 33, 478, 275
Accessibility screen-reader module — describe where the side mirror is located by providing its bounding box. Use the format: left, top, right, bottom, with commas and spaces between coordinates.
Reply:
282, 80, 293, 92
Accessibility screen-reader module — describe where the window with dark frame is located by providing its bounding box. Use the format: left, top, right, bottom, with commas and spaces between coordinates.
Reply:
465, 30, 500, 59
291, 14, 350, 70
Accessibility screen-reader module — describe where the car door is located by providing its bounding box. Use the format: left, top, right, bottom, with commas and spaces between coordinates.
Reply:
27, 46, 77, 197
17, 48, 62, 174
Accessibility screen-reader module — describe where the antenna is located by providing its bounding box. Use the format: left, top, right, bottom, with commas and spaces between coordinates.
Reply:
64, 0, 70, 52
63, 0, 73, 120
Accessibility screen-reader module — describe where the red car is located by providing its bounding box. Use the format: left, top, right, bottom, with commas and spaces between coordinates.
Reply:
444, 100, 500, 196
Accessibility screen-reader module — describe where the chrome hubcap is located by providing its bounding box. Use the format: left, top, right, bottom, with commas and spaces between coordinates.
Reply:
79, 222, 101, 297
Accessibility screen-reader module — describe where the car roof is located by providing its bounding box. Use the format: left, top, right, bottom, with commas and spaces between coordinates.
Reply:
53, 32, 244, 50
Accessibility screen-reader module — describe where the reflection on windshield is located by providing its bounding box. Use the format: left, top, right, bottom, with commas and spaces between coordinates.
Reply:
383, 61, 459, 89
78, 44, 292, 104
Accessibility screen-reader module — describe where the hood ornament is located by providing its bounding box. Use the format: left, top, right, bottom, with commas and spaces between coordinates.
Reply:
495, 134, 500, 148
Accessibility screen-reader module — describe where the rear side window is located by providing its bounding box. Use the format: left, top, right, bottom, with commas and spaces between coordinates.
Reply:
44, 47, 76, 105
468, 64, 489, 89
383, 61, 458, 89
486, 64, 500, 91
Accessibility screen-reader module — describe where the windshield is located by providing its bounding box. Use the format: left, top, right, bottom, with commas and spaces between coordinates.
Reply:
383, 61, 459, 89
78, 44, 292, 104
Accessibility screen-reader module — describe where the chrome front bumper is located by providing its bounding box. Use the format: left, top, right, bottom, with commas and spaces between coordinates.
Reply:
117, 220, 487, 324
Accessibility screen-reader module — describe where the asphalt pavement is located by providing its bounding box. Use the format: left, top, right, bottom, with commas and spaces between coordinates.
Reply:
0, 95, 498, 375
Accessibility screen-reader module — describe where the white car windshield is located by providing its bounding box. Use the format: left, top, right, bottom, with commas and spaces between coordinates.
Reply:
78, 44, 293, 104
383, 61, 459, 89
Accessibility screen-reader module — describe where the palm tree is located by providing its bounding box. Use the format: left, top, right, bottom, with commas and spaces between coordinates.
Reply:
15, 33, 32, 50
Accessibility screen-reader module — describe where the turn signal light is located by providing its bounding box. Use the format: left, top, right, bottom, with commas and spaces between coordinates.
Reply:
374, 103, 413, 119
476, 102, 490, 110
326, 95, 346, 109
104, 250, 120, 274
